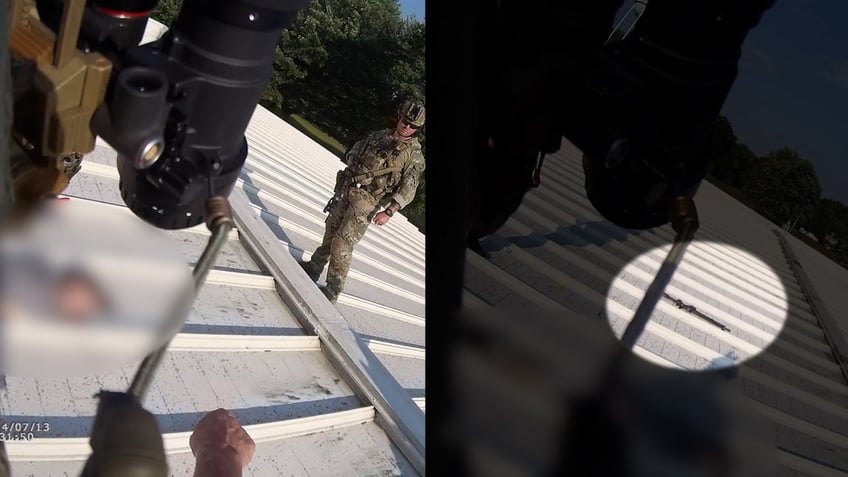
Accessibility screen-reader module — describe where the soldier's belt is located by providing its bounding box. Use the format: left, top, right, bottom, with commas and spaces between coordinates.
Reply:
350, 183, 390, 202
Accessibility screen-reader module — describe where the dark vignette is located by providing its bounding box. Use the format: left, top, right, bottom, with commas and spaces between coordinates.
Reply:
426, 1, 847, 476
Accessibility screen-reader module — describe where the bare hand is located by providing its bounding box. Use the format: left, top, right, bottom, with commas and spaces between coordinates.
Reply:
373, 211, 391, 226
190, 408, 256, 468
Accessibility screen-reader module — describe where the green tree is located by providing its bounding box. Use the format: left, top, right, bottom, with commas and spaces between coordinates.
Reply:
705, 116, 758, 189
404, 174, 425, 232
727, 143, 759, 190
262, 3, 334, 112
804, 198, 848, 247
833, 239, 848, 269
744, 148, 822, 228
275, 0, 424, 145
704, 115, 737, 180
151, 0, 181, 27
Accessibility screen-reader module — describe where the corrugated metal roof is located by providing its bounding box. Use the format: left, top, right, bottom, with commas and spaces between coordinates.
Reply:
462, 137, 848, 475
0, 19, 424, 476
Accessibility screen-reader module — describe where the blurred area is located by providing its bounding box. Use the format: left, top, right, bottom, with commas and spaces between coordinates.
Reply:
0, 197, 192, 378
449, 307, 776, 477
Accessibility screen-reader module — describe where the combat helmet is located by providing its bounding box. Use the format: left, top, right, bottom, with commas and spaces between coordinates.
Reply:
398, 99, 425, 128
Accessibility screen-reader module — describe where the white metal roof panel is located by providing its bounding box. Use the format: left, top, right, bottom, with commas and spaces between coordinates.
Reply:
372, 355, 426, 397
2, 350, 358, 435
11, 418, 417, 477
235, 96, 426, 399
1, 178, 417, 475
338, 305, 426, 349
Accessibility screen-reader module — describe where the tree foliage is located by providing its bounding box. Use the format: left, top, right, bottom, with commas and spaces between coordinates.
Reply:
705, 116, 757, 189
151, 0, 181, 25
701, 115, 847, 268
744, 148, 822, 228
833, 233, 848, 267
274, 0, 425, 145
704, 116, 737, 165
804, 198, 848, 247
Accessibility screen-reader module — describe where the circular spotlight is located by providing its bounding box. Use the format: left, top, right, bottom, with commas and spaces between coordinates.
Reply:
605, 240, 788, 371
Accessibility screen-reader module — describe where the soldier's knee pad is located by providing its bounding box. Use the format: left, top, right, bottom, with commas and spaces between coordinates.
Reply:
338, 223, 368, 245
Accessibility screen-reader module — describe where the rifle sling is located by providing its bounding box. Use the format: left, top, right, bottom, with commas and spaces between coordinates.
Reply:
352, 166, 403, 184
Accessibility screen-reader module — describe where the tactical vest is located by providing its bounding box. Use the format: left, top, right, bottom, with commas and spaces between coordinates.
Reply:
354, 132, 415, 201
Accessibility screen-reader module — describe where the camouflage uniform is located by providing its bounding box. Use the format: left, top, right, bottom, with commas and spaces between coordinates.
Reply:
302, 128, 425, 302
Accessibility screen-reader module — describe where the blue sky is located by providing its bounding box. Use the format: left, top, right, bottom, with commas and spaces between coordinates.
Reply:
719, 1, 847, 204
399, 0, 424, 20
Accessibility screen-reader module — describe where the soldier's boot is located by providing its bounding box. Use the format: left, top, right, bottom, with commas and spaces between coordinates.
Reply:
467, 236, 491, 259
298, 260, 323, 282
321, 272, 344, 304
319, 284, 340, 304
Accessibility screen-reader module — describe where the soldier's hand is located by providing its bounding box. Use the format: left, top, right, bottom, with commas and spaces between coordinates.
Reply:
373, 211, 391, 226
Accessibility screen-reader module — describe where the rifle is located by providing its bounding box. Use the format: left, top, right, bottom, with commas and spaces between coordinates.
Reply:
323, 168, 354, 213
322, 166, 404, 213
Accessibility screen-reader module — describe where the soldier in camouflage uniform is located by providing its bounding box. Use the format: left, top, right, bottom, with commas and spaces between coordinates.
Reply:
299, 100, 426, 303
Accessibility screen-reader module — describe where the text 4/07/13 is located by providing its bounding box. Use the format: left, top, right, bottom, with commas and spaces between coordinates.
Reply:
1, 422, 49, 433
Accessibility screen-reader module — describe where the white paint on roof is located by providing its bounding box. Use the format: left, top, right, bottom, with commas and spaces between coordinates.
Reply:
362, 338, 426, 360
2, 350, 357, 426
5, 407, 374, 462
9, 413, 418, 476
167, 333, 320, 352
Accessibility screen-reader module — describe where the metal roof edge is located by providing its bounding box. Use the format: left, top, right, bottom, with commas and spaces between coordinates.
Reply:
772, 229, 848, 383
228, 186, 426, 475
